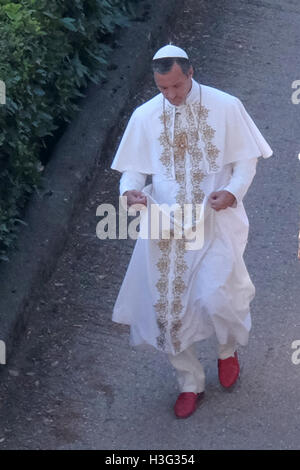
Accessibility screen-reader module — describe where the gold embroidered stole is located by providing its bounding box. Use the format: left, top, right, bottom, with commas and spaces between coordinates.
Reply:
154, 102, 220, 353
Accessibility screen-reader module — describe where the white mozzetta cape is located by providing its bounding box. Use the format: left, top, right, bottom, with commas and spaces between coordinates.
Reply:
111, 78, 272, 177
110, 79, 273, 356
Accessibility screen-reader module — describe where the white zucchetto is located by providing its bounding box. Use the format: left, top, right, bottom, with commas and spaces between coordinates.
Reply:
152, 44, 189, 60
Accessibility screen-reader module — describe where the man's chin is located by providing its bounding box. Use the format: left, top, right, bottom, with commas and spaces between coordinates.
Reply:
168, 99, 184, 106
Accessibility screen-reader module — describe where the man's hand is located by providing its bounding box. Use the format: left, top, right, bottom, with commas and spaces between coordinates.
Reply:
122, 190, 147, 208
208, 190, 236, 211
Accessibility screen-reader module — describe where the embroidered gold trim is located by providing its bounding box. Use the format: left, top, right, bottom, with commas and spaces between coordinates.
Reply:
154, 99, 220, 353
158, 111, 173, 179
154, 238, 172, 349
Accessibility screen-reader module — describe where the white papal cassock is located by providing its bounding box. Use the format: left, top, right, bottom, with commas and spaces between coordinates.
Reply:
110, 78, 273, 356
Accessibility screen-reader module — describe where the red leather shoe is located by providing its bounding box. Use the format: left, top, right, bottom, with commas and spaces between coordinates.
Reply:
174, 392, 205, 419
218, 351, 240, 388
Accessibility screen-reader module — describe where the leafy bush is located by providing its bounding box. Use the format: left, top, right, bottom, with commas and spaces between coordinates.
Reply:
0, 0, 139, 261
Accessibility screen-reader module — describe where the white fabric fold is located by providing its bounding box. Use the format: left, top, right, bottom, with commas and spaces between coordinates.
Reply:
119, 170, 147, 196
223, 157, 258, 207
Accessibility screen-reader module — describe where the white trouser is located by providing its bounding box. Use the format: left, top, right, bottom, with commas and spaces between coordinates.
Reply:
167, 341, 236, 393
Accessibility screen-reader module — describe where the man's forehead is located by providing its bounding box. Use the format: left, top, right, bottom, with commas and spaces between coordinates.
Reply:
154, 63, 187, 84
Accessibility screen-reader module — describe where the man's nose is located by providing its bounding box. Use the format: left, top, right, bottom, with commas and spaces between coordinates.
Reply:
166, 89, 176, 100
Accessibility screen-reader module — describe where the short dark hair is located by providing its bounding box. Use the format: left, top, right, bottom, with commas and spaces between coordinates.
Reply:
152, 57, 192, 76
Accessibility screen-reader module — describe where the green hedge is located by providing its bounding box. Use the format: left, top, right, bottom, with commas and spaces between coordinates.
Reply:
0, 0, 139, 261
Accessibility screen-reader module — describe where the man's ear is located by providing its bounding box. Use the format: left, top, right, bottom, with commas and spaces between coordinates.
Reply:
189, 66, 194, 78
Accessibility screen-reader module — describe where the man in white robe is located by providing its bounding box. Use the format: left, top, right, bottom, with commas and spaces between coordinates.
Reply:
110, 45, 273, 419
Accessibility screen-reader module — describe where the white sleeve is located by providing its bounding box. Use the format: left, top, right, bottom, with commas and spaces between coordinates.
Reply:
223, 157, 258, 208
119, 170, 147, 196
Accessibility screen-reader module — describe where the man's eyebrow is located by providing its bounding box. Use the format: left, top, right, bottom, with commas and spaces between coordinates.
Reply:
160, 81, 183, 88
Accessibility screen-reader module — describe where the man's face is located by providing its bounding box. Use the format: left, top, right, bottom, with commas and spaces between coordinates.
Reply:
154, 62, 194, 106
